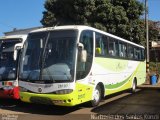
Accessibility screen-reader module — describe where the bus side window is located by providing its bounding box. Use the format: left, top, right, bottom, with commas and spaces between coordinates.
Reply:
102, 36, 108, 56
128, 45, 134, 59
137, 48, 141, 60
95, 37, 102, 55
108, 38, 118, 57
141, 49, 145, 60
119, 42, 127, 58
95, 33, 108, 56
109, 38, 114, 56
134, 48, 137, 59
134, 47, 141, 60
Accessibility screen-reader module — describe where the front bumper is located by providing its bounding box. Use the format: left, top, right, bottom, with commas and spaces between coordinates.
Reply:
20, 91, 79, 106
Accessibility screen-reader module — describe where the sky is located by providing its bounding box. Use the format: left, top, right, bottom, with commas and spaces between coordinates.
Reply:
0, 0, 160, 36
0, 0, 45, 36
148, 0, 160, 21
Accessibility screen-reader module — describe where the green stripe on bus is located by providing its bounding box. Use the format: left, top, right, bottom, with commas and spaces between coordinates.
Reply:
105, 61, 143, 90
105, 74, 132, 89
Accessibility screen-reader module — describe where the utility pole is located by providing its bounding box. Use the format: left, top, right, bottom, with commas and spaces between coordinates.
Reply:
145, 0, 149, 73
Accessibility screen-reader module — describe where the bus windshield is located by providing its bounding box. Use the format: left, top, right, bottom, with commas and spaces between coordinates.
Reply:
19, 30, 77, 82
0, 39, 22, 80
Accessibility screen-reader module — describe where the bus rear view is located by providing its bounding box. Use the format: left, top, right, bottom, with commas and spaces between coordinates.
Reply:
0, 36, 26, 99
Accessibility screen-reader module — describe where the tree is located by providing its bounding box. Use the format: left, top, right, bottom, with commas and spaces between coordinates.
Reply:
110, 0, 145, 44
41, 0, 145, 44
41, 0, 95, 26
148, 21, 160, 41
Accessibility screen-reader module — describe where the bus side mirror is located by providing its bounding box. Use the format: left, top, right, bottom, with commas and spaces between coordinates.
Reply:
78, 43, 87, 62
13, 46, 21, 60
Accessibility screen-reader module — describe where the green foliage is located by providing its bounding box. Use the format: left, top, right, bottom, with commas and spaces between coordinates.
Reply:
148, 21, 160, 41
150, 62, 160, 75
41, 0, 147, 45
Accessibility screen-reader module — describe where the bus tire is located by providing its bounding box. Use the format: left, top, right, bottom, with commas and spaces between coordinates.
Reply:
90, 85, 102, 107
131, 79, 137, 93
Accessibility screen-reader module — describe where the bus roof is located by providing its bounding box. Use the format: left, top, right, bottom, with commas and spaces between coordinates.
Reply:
0, 35, 27, 43
30, 25, 145, 49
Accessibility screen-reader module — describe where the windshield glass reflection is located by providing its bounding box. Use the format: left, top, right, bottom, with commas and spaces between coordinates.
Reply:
20, 30, 77, 82
0, 39, 21, 80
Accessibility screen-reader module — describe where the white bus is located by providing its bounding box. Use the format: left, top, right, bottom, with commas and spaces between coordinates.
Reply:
19, 25, 146, 106
0, 35, 27, 99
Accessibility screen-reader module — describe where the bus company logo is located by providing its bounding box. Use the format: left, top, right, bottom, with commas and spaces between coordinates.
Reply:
38, 88, 42, 93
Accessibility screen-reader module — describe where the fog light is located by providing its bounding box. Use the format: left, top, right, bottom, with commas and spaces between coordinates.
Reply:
52, 100, 64, 104
55, 89, 73, 94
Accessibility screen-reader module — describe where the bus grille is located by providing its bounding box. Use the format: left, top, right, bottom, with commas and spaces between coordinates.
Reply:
30, 96, 53, 105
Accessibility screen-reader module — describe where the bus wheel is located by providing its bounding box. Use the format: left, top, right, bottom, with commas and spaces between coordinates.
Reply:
90, 85, 101, 107
131, 79, 137, 93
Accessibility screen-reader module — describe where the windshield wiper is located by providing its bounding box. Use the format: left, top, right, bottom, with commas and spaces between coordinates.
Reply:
39, 32, 55, 82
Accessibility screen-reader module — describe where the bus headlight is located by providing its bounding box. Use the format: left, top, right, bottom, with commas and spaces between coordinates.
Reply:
55, 89, 73, 94
19, 87, 28, 92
